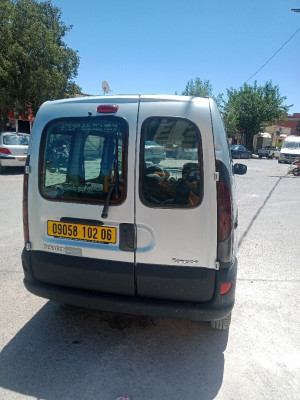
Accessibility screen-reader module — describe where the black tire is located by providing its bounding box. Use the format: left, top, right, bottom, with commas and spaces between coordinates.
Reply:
0, 162, 5, 174
210, 313, 231, 330
292, 167, 300, 176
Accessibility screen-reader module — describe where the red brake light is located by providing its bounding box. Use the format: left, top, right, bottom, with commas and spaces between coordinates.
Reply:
218, 181, 232, 241
220, 283, 232, 295
97, 105, 119, 113
0, 147, 12, 154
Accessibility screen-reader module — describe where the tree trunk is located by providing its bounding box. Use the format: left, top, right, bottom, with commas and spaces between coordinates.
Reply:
245, 133, 254, 152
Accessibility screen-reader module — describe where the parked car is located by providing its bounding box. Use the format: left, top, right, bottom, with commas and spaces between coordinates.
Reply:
274, 147, 281, 159
230, 145, 251, 159
181, 147, 198, 160
166, 144, 182, 159
278, 136, 300, 164
0, 131, 30, 173
144, 140, 166, 163
257, 146, 279, 159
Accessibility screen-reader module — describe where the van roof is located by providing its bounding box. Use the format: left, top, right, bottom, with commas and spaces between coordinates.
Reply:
43, 94, 211, 106
284, 135, 300, 141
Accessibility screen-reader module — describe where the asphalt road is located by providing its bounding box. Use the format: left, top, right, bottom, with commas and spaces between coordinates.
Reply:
0, 159, 299, 400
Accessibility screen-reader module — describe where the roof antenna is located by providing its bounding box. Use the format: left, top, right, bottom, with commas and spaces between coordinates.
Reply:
102, 81, 110, 95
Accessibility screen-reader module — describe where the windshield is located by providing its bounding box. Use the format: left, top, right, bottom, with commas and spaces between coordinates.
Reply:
283, 140, 300, 149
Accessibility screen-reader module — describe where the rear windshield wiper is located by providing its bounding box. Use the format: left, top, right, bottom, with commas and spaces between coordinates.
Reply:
101, 133, 120, 219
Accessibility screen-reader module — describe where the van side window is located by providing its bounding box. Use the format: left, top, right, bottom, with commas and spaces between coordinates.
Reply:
140, 117, 203, 208
39, 117, 127, 204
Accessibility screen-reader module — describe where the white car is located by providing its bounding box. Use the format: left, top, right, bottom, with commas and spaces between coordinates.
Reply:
0, 131, 30, 173
274, 147, 281, 159
278, 136, 300, 164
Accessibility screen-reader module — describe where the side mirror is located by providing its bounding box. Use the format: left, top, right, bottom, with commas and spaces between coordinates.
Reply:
233, 163, 247, 175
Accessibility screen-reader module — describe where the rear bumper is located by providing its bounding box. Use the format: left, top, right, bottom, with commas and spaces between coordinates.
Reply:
22, 248, 237, 322
0, 155, 26, 167
258, 153, 269, 157
279, 154, 300, 163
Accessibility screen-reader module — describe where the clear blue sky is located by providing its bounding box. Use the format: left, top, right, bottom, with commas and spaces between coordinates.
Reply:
50, 0, 300, 114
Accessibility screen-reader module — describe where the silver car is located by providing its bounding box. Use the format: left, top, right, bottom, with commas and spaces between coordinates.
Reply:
144, 140, 166, 164
0, 132, 30, 173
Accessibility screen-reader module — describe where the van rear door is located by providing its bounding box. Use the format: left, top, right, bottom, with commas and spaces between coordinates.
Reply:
28, 98, 139, 296
135, 96, 218, 302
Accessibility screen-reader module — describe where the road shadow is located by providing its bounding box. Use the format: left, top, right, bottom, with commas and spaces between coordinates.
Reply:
0, 302, 228, 399
238, 175, 283, 248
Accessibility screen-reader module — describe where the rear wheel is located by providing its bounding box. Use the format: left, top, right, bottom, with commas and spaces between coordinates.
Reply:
210, 313, 231, 330
292, 167, 300, 176
0, 162, 5, 174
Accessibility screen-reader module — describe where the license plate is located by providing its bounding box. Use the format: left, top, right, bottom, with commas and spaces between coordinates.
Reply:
47, 220, 116, 244
20, 157, 26, 161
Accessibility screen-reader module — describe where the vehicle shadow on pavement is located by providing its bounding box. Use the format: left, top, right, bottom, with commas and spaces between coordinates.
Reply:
238, 176, 283, 248
0, 301, 228, 400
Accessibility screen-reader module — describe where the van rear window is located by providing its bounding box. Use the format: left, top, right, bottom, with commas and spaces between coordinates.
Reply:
140, 117, 203, 208
39, 117, 127, 203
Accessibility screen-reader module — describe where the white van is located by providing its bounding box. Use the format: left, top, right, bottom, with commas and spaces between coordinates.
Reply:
22, 95, 247, 329
278, 135, 300, 164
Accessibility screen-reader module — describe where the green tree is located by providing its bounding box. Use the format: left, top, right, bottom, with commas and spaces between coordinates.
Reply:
223, 81, 291, 148
181, 77, 224, 109
0, 0, 81, 128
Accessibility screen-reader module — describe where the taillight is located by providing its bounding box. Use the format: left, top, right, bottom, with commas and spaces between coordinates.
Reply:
22, 157, 30, 244
220, 283, 232, 295
97, 104, 119, 113
218, 181, 232, 241
0, 147, 12, 154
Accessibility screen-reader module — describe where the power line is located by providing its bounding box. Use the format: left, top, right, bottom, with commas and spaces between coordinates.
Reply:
245, 25, 300, 84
